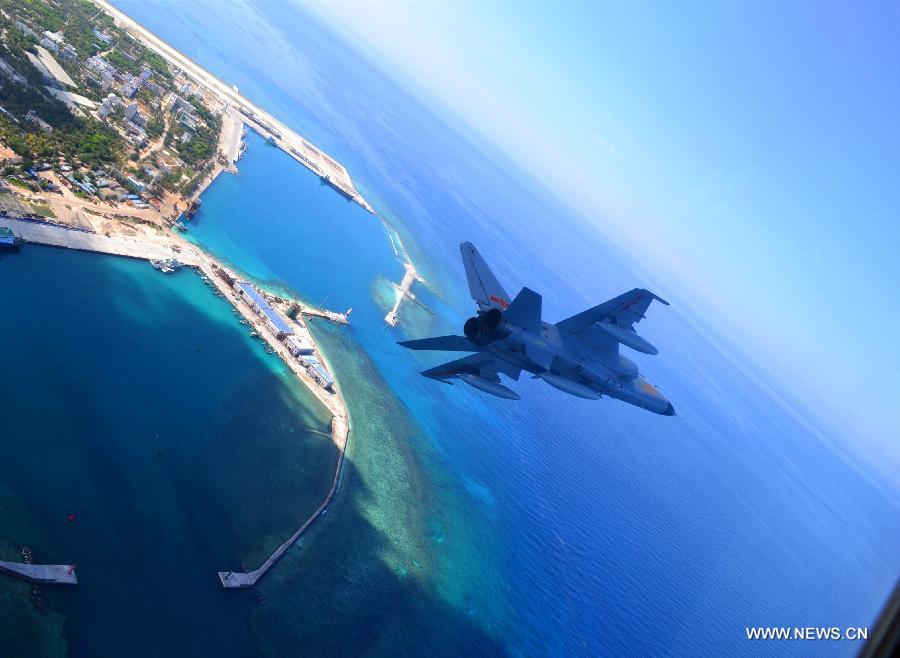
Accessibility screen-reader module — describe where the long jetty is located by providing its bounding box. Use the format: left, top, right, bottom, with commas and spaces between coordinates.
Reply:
0, 560, 77, 585
218, 417, 348, 588
92, 0, 373, 214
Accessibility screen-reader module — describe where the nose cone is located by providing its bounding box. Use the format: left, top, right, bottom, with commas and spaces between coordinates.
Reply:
662, 402, 676, 416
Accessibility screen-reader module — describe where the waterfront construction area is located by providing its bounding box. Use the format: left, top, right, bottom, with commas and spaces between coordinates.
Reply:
0, 214, 351, 589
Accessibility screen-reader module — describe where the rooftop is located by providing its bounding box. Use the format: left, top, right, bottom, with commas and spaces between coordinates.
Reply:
237, 282, 293, 335
34, 46, 77, 88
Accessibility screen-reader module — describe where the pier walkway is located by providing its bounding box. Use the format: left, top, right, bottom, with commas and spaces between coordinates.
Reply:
0, 560, 77, 585
220, 109, 244, 169
0, 217, 199, 265
385, 262, 420, 326
302, 306, 349, 324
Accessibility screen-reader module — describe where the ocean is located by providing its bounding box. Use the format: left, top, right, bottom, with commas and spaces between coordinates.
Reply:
0, 246, 335, 655
0, 0, 897, 655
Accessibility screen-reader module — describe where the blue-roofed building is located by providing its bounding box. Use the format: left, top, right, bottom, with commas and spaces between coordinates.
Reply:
235, 281, 294, 339
308, 363, 334, 390
294, 353, 333, 388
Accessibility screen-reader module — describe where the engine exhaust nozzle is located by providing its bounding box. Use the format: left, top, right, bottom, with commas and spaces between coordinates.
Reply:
463, 308, 509, 344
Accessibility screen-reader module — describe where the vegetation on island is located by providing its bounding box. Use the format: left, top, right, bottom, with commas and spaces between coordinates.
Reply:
0, 0, 224, 208
0, 45, 122, 166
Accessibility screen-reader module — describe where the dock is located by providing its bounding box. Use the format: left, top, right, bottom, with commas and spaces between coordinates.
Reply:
0, 560, 77, 585
220, 109, 244, 170
385, 262, 421, 326
301, 306, 349, 324
0, 216, 199, 265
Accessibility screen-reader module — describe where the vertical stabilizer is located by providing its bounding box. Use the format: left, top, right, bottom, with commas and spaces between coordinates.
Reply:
460, 242, 511, 312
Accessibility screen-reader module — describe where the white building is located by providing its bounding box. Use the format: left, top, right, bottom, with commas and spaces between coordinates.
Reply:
285, 335, 314, 356
40, 31, 64, 53
97, 93, 122, 120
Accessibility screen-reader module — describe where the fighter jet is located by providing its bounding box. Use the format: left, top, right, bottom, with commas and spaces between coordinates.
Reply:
398, 242, 675, 416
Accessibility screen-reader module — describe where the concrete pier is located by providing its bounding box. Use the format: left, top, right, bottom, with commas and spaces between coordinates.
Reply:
0, 560, 77, 585
0, 217, 199, 264
385, 262, 420, 326
301, 306, 349, 324
220, 109, 245, 170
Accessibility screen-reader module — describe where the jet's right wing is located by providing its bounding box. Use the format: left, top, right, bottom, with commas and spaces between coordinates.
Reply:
460, 242, 511, 312
557, 288, 669, 334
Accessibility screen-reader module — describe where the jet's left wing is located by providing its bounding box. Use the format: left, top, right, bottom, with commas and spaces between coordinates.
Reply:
421, 352, 522, 382
399, 335, 480, 352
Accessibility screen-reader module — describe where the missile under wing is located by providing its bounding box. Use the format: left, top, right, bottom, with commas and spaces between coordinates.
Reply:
399, 242, 675, 416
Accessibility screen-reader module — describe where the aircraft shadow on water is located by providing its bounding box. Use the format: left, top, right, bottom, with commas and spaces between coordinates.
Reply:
399, 242, 675, 416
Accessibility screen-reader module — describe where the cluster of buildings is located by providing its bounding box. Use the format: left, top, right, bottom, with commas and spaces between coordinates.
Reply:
58, 165, 119, 198
5, 157, 157, 207
99, 92, 150, 148
84, 54, 150, 100
10, 20, 162, 148
165, 91, 202, 144
39, 30, 77, 62
93, 66, 207, 149
54, 161, 153, 206
234, 281, 334, 390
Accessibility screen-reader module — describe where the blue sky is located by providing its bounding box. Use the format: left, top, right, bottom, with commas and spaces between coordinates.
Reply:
310, 2, 900, 468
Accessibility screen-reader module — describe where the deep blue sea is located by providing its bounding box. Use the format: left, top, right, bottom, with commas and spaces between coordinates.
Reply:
1, 0, 896, 655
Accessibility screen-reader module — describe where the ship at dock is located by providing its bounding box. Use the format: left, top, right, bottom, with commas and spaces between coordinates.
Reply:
0, 226, 24, 251
150, 258, 183, 274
